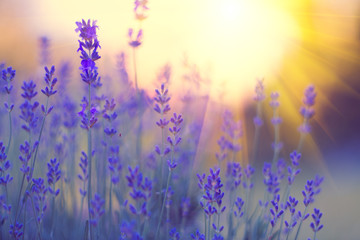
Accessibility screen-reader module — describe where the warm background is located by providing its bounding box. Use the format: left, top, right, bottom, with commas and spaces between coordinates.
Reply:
1, 0, 360, 238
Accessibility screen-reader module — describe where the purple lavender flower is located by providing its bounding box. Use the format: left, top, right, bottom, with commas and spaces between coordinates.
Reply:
134, 0, 149, 20
212, 234, 224, 240
76, 19, 101, 85
154, 83, 171, 117
243, 164, 255, 189
9, 221, 23, 240
269, 194, 284, 228
167, 113, 183, 148
19, 141, 37, 182
78, 97, 98, 130
233, 197, 244, 218
0, 142, 12, 186
169, 228, 180, 240
78, 151, 89, 197
181, 197, 191, 217
126, 166, 152, 217
226, 162, 242, 191
191, 229, 205, 240
253, 78, 265, 127
47, 158, 61, 196
108, 146, 122, 184
128, 28, 143, 48
120, 220, 143, 240
288, 151, 302, 185
19, 80, 39, 133
39, 36, 50, 65
299, 85, 316, 134
41, 66, 57, 97
310, 208, 323, 236
89, 193, 105, 227
2, 66, 16, 95
262, 162, 280, 196
31, 177, 47, 224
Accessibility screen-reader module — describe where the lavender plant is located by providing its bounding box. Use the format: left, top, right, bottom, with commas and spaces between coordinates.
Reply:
0, 17, 328, 240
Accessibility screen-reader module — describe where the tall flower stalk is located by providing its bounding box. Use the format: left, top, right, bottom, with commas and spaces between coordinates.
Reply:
75, 19, 101, 240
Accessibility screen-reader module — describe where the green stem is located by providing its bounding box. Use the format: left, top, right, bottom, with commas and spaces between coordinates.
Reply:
5, 111, 12, 155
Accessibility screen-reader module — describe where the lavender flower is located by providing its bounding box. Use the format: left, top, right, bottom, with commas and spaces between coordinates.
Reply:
288, 151, 302, 185
89, 193, 105, 227
2, 66, 16, 95
31, 177, 48, 224
233, 197, 244, 218
19, 141, 37, 182
299, 85, 316, 134
225, 162, 242, 191
169, 227, 180, 240
0, 142, 12, 186
191, 229, 205, 240
47, 158, 61, 196
78, 151, 89, 197
243, 164, 255, 189
126, 166, 152, 217
253, 78, 265, 127
269, 194, 284, 229
108, 146, 122, 184
19, 80, 39, 133
134, 0, 149, 21
128, 28, 143, 48
9, 222, 23, 240
310, 208, 323, 238
78, 97, 98, 130
39, 36, 50, 65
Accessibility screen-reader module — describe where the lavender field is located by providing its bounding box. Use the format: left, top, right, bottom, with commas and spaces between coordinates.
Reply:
0, 0, 360, 239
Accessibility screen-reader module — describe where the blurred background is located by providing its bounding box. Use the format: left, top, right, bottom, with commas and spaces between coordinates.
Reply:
1, 0, 360, 238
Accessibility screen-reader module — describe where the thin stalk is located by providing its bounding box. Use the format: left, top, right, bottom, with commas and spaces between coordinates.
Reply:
294, 206, 308, 240
5, 111, 12, 155
204, 214, 207, 240
155, 168, 172, 239
132, 48, 139, 93
155, 147, 174, 239
277, 186, 291, 240
30, 197, 42, 240
87, 84, 94, 240
252, 102, 263, 163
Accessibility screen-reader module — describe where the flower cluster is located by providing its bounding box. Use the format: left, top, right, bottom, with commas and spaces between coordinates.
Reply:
46, 158, 61, 196
126, 166, 152, 217
89, 193, 105, 227
19, 80, 39, 133
299, 85, 316, 133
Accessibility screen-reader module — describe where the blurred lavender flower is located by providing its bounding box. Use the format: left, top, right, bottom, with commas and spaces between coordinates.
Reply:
288, 151, 302, 185
19, 80, 39, 133
169, 227, 180, 240
39, 36, 50, 65
225, 162, 242, 191
310, 208, 323, 238
262, 162, 280, 196
2, 66, 16, 96
78, 151, 89, 197
126, 166, 152, 217
299, 85, 316, 134
31, 177, 48, 224
19, 141, 38, 182
0, 142, 12, 186
120, 220, 143, 240
128, 28, 143, 48
89, 193, 105, 227
47, 158, 61, 196
191, 229, 205, 240
108, 146, 122, 184
134, 0, 149, 20
78, 97, 98, 130
233, 197, 244, 218
269, 194, 284, 229
243, 165, 255, 189
253, 78, 265, 127
9, 221, 23, 240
